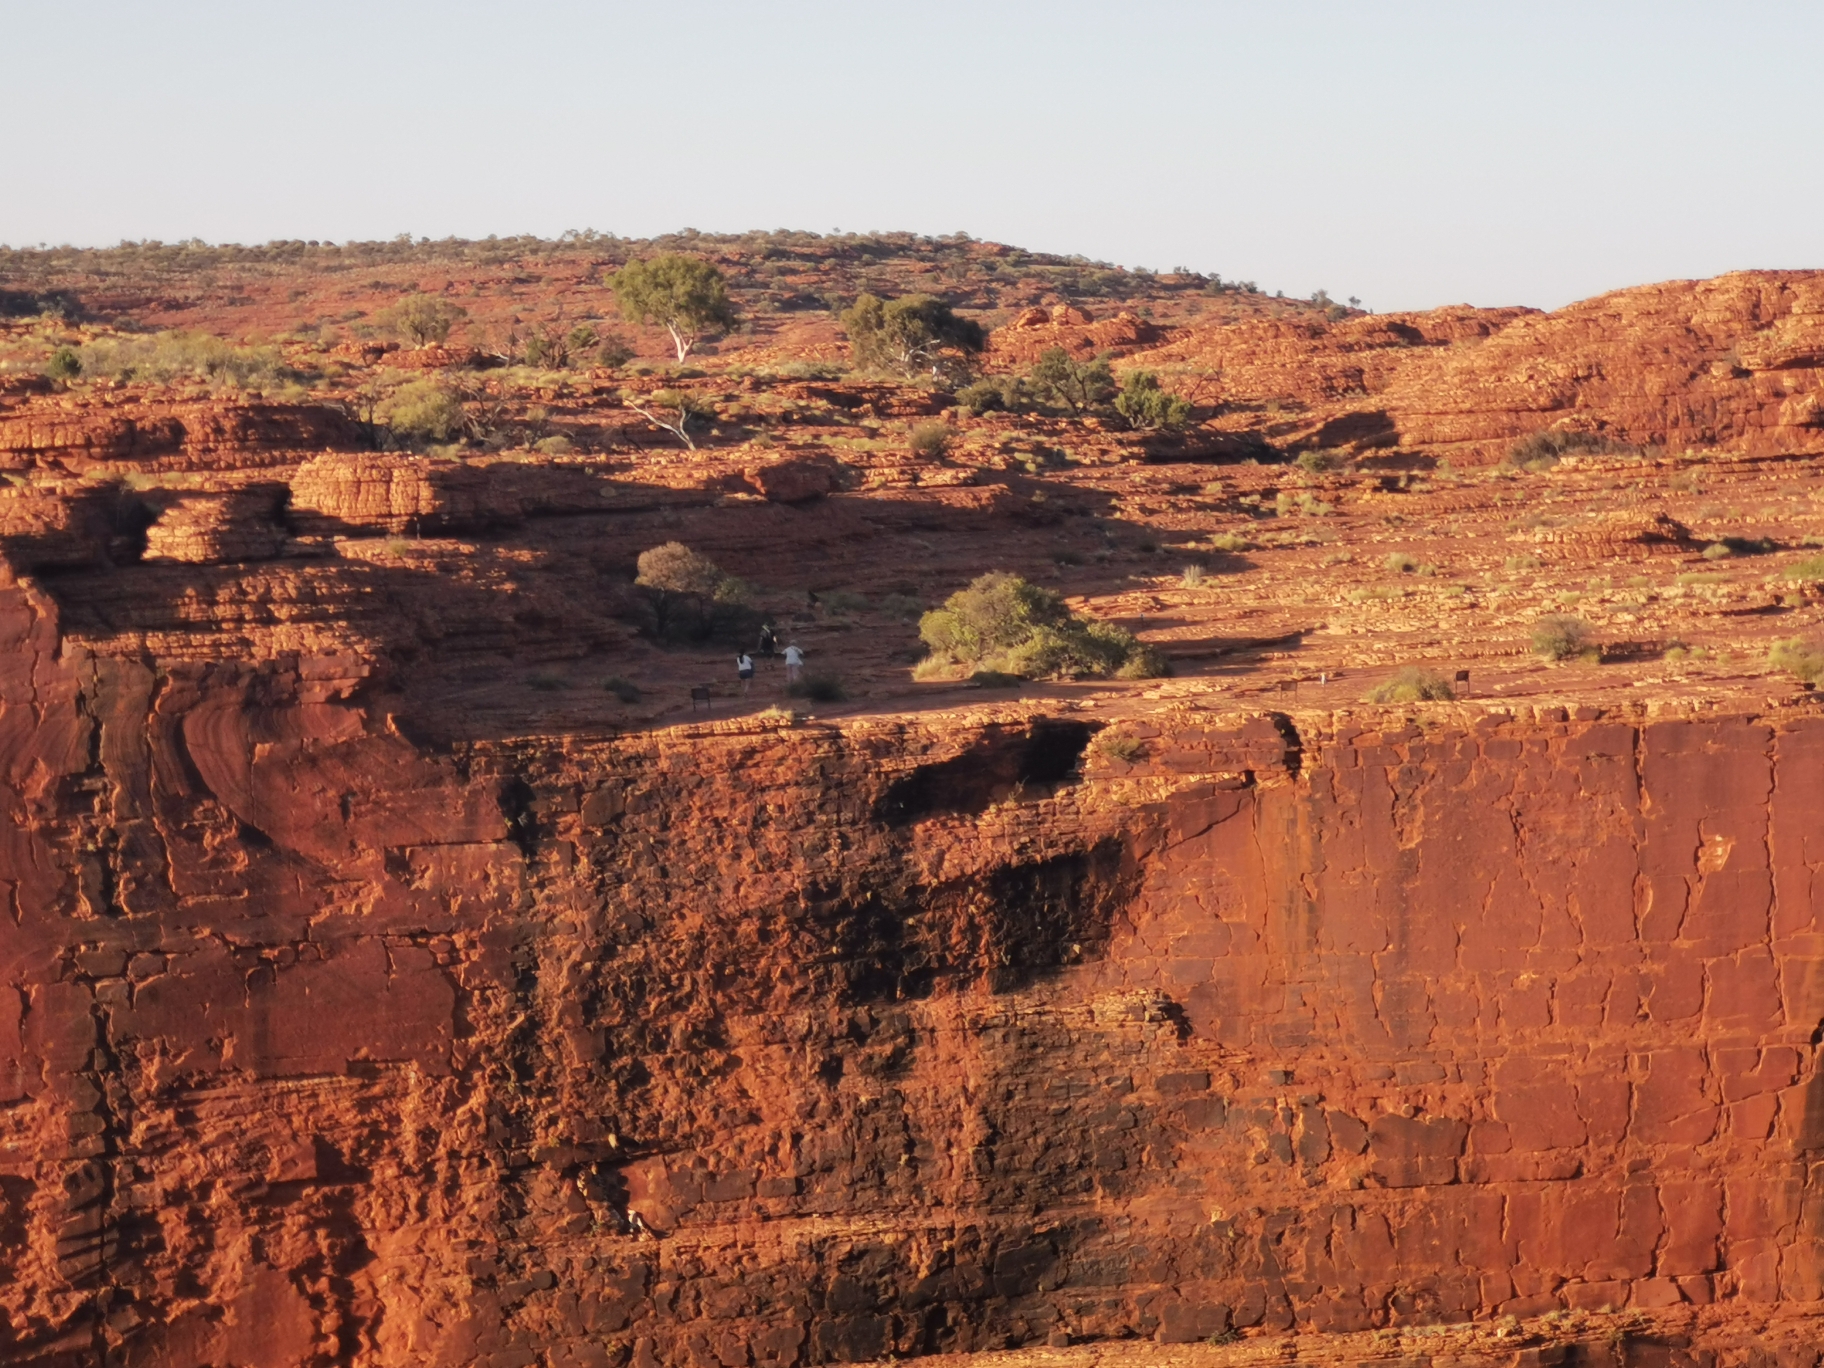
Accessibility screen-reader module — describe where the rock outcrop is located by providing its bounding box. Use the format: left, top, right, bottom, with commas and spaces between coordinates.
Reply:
4, 567, 1824, 1364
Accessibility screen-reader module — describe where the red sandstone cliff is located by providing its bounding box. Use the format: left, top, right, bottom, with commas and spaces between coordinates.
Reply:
5, 550, 1824, 1363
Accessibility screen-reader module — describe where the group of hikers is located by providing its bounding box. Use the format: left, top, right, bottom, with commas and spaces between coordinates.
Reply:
735, 623, 803, 694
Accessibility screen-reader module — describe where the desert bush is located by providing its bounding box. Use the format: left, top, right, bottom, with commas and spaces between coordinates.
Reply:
595, 331, 637, 367
970, 670, 1022, 689
954, 374, 1028, 416
1366, 667, 1455, 703
377, 380, 467, 443
1504, 429, 1637, 470
909, 421, 950, 458
611, 255, 736, 361
1781, 554, 1824, 582
918, 572, 1155, 680
527, 672, 568, 691
1209, 531, 1250, 552
1769, 637, 1824, 685
1028, 347, 1115, 414
821, 589, 870, 615
1182, 564, 1205, 587
1113, 370, 1192, 431
840, 292, 985, 378
45, 347, 80, 382
1385, 551, 1419, 573
1295, 448, 1348, 474
634, 541, 746, 638
1092, 730, 1145, 763
789, 671, 847, 703
78, 331, 296, 389
1531, 613, 1595, 661
376, 294, 466, 347
1701, 542, 1733, 560
603, 676, 642, 702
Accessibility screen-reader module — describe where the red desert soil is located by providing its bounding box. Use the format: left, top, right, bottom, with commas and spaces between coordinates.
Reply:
1, 233, 1823, 1368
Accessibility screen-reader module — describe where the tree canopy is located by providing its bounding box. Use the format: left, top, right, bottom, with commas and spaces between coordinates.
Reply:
1113, 370, 1193, 431
917, 572, 1165, 680
840, 293, 985, 378
1028, 347, 1115, 414
611, 255, 736, 361
376, 294, 467, 348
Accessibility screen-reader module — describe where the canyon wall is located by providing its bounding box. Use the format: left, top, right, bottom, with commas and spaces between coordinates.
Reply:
3, 569, 1823, 1364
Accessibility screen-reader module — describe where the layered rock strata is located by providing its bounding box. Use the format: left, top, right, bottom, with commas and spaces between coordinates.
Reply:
3, 561, 1823, 1364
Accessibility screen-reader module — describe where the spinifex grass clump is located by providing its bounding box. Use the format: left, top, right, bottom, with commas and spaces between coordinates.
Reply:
1532, 614, 1595, 661
1366, 667, 1455, 703
1769, 637, 1824, 685
917, 571, 1166, 680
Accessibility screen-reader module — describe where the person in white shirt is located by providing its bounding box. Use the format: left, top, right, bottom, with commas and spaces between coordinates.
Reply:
783, 643, 804, 684
736, 653, 755, 695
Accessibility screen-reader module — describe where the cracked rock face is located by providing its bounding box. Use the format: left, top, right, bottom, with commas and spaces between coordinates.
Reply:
3, 560, 1823, 1364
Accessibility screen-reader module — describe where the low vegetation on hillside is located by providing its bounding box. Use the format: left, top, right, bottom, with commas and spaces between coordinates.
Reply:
916, 572, 1166, 681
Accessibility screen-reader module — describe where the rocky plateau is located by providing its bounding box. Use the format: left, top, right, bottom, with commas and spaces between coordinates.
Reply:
2, 233, 1824, 1368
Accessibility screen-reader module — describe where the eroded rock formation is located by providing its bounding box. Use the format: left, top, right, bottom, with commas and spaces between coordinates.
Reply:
4, 554, 1823, 1363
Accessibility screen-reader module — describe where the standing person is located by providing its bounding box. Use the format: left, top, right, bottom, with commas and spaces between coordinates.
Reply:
783, 641, 804, 686
758, 623, 778, 668
735, 652, 755, 695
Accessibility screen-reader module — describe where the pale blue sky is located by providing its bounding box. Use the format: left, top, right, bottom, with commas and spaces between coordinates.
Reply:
5, 1, 1819, 311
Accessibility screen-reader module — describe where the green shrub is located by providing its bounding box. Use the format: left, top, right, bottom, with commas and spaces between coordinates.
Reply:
527, 672, 568, 691
634, 541, 745, 637
1701, 541, 1733, 560
970, 670, 1022, 689
376, 293, 467, 347
1781, 554, 1824, 582
603, 676, 641, 702
45, 347, 80, 382
917, 571, 1156, 680
1113, 370, 1192, 431
1385, 551, 1419, 573
1531, 614, 1594, 661
1209, 531, 1250, 553
840, 292, 984, 377
78, 331, 296, 389
909, 421, 950, 458
1028, 347, 1115, 414
377, 380, 467, 443
1769, 637, 1824, 684
1366, 667, 1455, 703
1182, 564, 1205, 587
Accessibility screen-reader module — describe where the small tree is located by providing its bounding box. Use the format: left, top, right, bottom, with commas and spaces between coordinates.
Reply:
1028, 347, 1114, 414
1114, 371, 1193, 431
917, 571, 1164, 680
840, 293, 985, 378
635, 541, 743, 636
611, 255, 736, 362
376, 294, 467, 348
623, 388, 708, 451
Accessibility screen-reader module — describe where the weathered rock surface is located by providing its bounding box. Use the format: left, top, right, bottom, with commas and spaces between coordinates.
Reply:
289, 453, 521, 535
4, 558, 1824, 1364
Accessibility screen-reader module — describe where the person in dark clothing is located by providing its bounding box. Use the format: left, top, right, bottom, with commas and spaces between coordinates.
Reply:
758, 623, 778, 666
